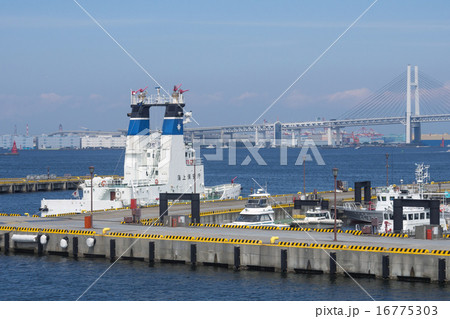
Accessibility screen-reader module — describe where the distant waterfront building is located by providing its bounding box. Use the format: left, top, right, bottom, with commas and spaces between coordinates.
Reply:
37, 135, 81, 150
0, 135, 34, 150
421, 133, 450, 147
81, 135, 126, 149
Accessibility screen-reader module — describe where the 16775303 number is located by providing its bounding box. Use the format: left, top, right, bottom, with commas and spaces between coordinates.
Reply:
376, 306, 438, 316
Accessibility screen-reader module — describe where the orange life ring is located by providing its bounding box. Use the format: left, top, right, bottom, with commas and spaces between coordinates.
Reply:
190, 159, 194, 165
155, 179, 159, 185
100, 180, 106, 187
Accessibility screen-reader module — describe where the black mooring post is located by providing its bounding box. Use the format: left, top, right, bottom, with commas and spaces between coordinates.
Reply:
329, 252, 337, 275
430, 200, 440, 225
149, 241, 155, 266
393, 199, 403, 233
159, 193, 169, 221
281, 249, 287, 273
438, 258, 446, 283
37, 235, 43, 256
382, 255, 390, 279
191, 193, 200, 224
191, 244, 197, 266
234, 246, 240, 271
4, 233, 9, 254
110, 239, 116, 262
73, 237, 78, 259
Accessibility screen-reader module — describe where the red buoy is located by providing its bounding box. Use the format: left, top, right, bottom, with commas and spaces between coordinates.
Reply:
11, 141, 18, 154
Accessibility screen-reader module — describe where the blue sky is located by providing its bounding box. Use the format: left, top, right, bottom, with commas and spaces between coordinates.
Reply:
1, 0, 450, 135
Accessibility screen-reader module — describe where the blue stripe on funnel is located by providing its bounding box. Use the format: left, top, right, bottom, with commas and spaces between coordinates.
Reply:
162, 118, 183, 135
127, 119, 149, 135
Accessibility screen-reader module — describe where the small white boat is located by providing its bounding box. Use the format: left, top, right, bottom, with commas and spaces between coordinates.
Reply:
229, 189, 280, 226
206, 144, 215, 149
291, 207, 343, 229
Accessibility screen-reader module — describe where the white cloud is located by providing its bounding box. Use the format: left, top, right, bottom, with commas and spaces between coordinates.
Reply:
89, 93, 102, 100
326, 88, 371, 102
40, 93, 71, 103
235, 91, 258, 101
285, 89, 313, 108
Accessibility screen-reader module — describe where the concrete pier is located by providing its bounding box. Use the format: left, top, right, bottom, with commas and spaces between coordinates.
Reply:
0, 175, 119, 194
2, 209, 450, 283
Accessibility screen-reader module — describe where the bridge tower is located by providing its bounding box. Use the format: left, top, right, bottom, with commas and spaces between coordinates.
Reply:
406, 65, 420, 144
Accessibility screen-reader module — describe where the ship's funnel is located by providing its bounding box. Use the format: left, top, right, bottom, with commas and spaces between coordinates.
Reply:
162, 104, 184, 135
127, 104, 150, 136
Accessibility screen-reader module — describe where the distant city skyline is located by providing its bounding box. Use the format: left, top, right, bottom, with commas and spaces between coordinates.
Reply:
1, 0, 450, 135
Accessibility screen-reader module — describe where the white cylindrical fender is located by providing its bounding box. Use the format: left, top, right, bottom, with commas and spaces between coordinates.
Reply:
86, 237, 96, 248
60, 237, 69, 249
11, 234, 37, 243
40, 234, 49, 245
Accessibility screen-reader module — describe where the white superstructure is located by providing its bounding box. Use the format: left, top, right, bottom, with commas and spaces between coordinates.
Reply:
230, 189, 277, 226
40, 87, 241, 216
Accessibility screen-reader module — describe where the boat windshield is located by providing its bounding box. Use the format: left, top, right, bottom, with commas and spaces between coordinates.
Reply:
306, 212, 328, 218
245, 198, 268, 208
235, 214, 271, 222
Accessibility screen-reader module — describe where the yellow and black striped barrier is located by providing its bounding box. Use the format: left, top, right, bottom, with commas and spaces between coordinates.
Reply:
222, 224, 250, 229
347, 245, 386, 252
195, 237, 228, 243
443, 234, 450, 239
310, 243, 347, 249
135, 234, 163, 239
379, 233, 408, 238
344, 230, 362, 235
0, 226, 16, 231
282, 227, 312, 232
68, 230, 96, 235
228, 238, 262, 245
164, 235, 196, 241
278, 242, 309, 247
388, 247, 429, 254
250, 225, 283, 230
431, 250, 450, 255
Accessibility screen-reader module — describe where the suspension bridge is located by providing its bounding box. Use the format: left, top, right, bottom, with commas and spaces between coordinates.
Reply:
186, 65, 450, 145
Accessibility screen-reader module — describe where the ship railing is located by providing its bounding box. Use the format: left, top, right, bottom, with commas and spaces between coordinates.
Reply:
130, 94, 173, 105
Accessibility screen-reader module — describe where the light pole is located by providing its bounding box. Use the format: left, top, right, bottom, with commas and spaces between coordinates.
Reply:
385, 153, 389, 186
89, 166, 94, 215
303, 156, 306, 196
332, 167, 338, 241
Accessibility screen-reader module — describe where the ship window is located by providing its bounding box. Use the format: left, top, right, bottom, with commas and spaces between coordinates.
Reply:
408, 214, 413, 220
390, 196, 394, 201
420, 213, 425, 220
384, 213, 389, 219
414, 213, 419, 220
185, 152, 187, 157
389, 213, 393, 219
178, 175, 181, 181
382, 196, 386, 201
403, 215, 407, 220
235, 215, 260, 222
198, 173, 201, 178
188, 174, 191, 179
426, 212, 430, 219
260, 214, 271, 221
377, 196, 381, 201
